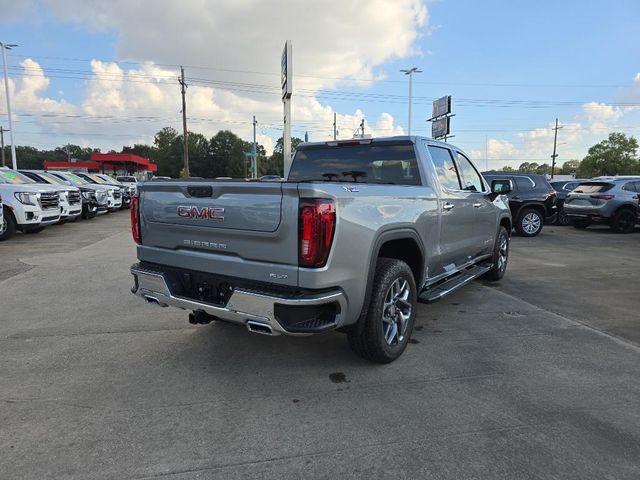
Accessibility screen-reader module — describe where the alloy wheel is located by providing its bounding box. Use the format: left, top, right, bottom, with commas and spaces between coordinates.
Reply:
382, 278, 412, 345
522, 212, 541, 235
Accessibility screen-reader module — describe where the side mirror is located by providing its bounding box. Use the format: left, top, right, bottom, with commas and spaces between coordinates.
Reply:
491, 179, 511, 195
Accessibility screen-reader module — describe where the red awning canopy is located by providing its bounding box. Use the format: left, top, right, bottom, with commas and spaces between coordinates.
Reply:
90, 153, 158, 172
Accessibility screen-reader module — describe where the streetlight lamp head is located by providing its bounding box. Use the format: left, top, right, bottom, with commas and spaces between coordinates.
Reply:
401, 67, 422, 75
0, 43, 18, 49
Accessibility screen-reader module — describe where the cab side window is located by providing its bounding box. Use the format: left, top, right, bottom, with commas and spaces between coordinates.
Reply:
428, 146, 461, 190
454, 151, 485, 192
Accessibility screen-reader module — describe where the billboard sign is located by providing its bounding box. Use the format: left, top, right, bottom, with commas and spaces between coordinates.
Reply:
432, 95, 451, 119
281, 40, 292, 100
432, 116, 450, 139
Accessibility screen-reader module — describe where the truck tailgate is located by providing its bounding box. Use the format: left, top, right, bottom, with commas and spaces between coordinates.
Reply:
137, 181, 299, 286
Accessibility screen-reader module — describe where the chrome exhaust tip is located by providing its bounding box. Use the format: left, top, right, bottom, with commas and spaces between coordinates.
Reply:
246, 320, 273, 336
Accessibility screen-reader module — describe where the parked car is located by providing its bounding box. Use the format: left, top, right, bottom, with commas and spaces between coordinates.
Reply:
0, 168, 61, 240
73, 173, 123, 211
19, 170, 83, 223
115, 175, 139, 195
0, 193, 4, 239
21, 169, 99, 220
481, 172, 557, 236
47, 171, 110, 216
564, 178, 640, 233
94, 174, 132, 209
549, 179, 588, 226
130, 136, 512, 363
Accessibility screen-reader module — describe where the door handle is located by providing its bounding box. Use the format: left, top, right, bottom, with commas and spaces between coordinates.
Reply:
443, 202, 455, 211
473, 202, 483, 208
512, 196, 521, 200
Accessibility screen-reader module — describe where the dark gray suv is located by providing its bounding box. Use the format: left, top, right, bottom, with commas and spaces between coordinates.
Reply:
564, 177, 640, 233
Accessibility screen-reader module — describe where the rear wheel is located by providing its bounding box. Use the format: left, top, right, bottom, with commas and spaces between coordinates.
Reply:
611, 209, 636, 234
348, 258, 417, 364
515, 208, 543, 237
0, 208, 17, 241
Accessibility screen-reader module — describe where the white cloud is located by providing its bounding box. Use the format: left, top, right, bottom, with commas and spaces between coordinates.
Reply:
5, 0, 426, 151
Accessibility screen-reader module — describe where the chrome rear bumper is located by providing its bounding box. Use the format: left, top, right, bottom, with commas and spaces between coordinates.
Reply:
130, 265, 347, 336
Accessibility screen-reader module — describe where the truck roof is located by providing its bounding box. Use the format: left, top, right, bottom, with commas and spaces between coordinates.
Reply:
296, 135, 454, 150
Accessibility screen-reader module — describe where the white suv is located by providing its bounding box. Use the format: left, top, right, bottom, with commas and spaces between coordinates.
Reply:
0, 168, 61, 241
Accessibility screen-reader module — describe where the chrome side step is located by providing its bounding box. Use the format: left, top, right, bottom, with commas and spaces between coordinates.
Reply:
418, 264, 491, 303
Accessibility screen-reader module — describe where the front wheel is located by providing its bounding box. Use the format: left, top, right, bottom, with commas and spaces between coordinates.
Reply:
482, 226, 509, 281
556, 209, 571, 226
348, 258, 417, 364
515, 208, 543, 237
0, 208, 17, 241
572, 218, 590, 229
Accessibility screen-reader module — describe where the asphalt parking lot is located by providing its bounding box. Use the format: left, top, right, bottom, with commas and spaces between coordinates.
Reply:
1, 214, 639, 479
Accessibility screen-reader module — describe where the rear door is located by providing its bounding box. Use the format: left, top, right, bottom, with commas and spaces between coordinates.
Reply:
426, 144, 476, 274
138, 180, 300, 285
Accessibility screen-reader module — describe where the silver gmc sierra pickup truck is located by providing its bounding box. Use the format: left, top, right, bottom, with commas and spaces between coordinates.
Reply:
130, 136, 512, 363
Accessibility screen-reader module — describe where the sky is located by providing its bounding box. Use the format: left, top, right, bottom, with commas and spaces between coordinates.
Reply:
1, 0, 640, 170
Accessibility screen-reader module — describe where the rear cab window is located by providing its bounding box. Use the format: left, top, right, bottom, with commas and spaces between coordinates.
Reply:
289, 141, 421, 185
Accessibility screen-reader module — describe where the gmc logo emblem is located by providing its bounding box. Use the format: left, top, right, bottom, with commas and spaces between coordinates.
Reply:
177, 206, 225, 221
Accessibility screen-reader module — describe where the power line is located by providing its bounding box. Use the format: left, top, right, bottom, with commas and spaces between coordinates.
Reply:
8, 53, 636, 88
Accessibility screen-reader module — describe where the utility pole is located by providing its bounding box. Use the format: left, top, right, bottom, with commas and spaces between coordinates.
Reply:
179, 66, 190, 176
550, 118, 563, 179
401, 67, 422, 135
0, 126, 7, 167
252, 115, 258, 179
333, 112, 337, 140
1, 42, 18, 169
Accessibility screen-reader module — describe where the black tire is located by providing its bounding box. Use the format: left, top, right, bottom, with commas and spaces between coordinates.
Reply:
610, 209, 636, 234
347, 258, 417, 364
515, 208, 543, 237
0, 207, 17, 241
556, 209, 571, 226
572, 219, 590, 229
24, 227, 45, 234
482, 226, 509, 281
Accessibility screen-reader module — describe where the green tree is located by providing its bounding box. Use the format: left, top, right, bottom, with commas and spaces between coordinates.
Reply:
577, 133, 639, 177
153, 127, 182, 177
560, 159, 580, 175
535, 163, 550, 175
209, 130, 248, 178
518, 162, 531, 172
264, 136, 304, 177
500, 166, 515, 172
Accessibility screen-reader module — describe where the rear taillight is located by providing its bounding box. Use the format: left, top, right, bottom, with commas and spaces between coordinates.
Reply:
299, 199, 336, 267
590, 194, 615, 200
131, 195, 141, 244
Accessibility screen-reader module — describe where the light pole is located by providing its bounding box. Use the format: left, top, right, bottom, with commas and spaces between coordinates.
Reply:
401, 67, 422, 136
1, 42, 18, 169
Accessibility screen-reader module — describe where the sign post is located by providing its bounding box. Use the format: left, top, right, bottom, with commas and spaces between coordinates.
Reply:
281, 41, 292, 175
